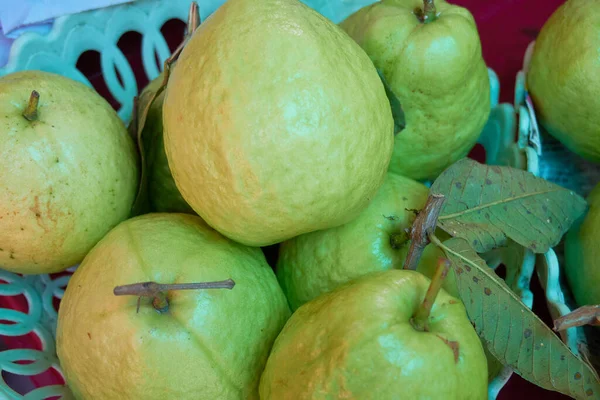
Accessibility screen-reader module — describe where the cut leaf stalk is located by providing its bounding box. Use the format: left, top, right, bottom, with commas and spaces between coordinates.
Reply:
554, 305, 600, 331
22, 90, 39, 121
422, 0, 437, 23
411, 256, 450, 331
114, 279, 235, 313
403, 193, 445, 270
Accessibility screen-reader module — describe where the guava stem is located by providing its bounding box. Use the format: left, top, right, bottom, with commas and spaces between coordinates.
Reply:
114, 279, 235, 313
163, 1, 201, 71
553, 305, 600, 331
403, 194, 446, 270
185, 2, 201, 41
390, 231, 409, 249
411, 256, 450, 331
22, 90, 40, 121
423, 0, 437, 23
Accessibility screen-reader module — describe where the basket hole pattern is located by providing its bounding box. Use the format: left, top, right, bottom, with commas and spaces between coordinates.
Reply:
76, 50, 121, 111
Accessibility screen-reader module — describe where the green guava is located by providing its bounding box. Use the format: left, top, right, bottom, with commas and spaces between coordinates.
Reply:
139, 75, 195, 214
162, 0, 394, 246
565, 182, 600, 307
527, 0, 600, 163
340, 0, 490, 181
0, 70, 138, 274
276, 172, 457, 311
260, 269, 488, 399
57, 213, 291, 399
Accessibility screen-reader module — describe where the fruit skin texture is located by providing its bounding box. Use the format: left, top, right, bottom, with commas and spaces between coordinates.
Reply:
526, 0, 600, 163
276, 172, 456, 311
140, 76, 195, 214
340, 0, 490, 181
56, 213, 291, 400
0, 70, 138, 274
163, 0, 395, 247
565, 183, 600, 307
259, 269, 488, 399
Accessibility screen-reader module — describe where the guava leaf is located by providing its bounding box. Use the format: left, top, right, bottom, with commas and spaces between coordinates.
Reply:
431, 158, 587, 253
437, 236, 600, 400
481, 240, 535, 385
376, 68, 405, 135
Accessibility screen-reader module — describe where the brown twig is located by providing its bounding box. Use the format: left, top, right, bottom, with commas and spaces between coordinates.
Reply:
185, 2, 201, 41
553, 305, 600, 331
411, 257, 450, 331
163, 1, 201, 72
22, 90, 40, 121
114, 279, 235, 313
403, 194, 446, 270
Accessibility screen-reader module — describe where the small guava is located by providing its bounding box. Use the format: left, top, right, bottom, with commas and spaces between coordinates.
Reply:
0, 70, 138, 274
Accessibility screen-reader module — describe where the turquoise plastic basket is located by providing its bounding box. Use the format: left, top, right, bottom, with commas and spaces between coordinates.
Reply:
0, 1, 538, 398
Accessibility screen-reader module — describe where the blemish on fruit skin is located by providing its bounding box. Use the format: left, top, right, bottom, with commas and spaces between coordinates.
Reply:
455, 182, 462, 189
574, 372, 582, 380
586, 389, 594, 396
484, 287, 491, 296
523, 329, 532, 338
472, 277, 479, 283
485, 179, 492, 185
464, 264, 471, 272
87, 332, 92, 340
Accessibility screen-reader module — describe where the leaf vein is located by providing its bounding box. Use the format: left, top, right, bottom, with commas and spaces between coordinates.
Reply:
438, 189, 563, 220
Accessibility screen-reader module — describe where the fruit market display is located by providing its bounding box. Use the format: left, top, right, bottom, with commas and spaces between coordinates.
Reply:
1, 0, 600, 399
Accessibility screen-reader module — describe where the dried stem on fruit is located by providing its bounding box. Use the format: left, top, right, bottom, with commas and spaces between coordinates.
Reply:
411, 256, 450, 331
22, 90, 40, 121
114, 279, 236, 313
403, 193, 446, 271
423, 0, 437, 23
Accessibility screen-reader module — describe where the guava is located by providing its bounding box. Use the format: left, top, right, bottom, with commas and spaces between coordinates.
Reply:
162, 0, 394, 247
0, 70, 138, 274
139, 75, 195, 214
526, 0, 600, 163
259, 269, 488, 399
340, 0, 490, 181
565, 182, 600, 307
56, 213, 291, 399
276, 172, 457, 311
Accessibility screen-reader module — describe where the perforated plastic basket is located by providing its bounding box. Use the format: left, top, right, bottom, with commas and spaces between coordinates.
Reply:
0, 1, 538, 398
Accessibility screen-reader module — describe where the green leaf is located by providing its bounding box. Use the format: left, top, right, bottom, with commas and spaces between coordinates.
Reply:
431, 158, 587, 253
376, 68, 405, 135
434, 236, 600, 400
481, 240, 535, 384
